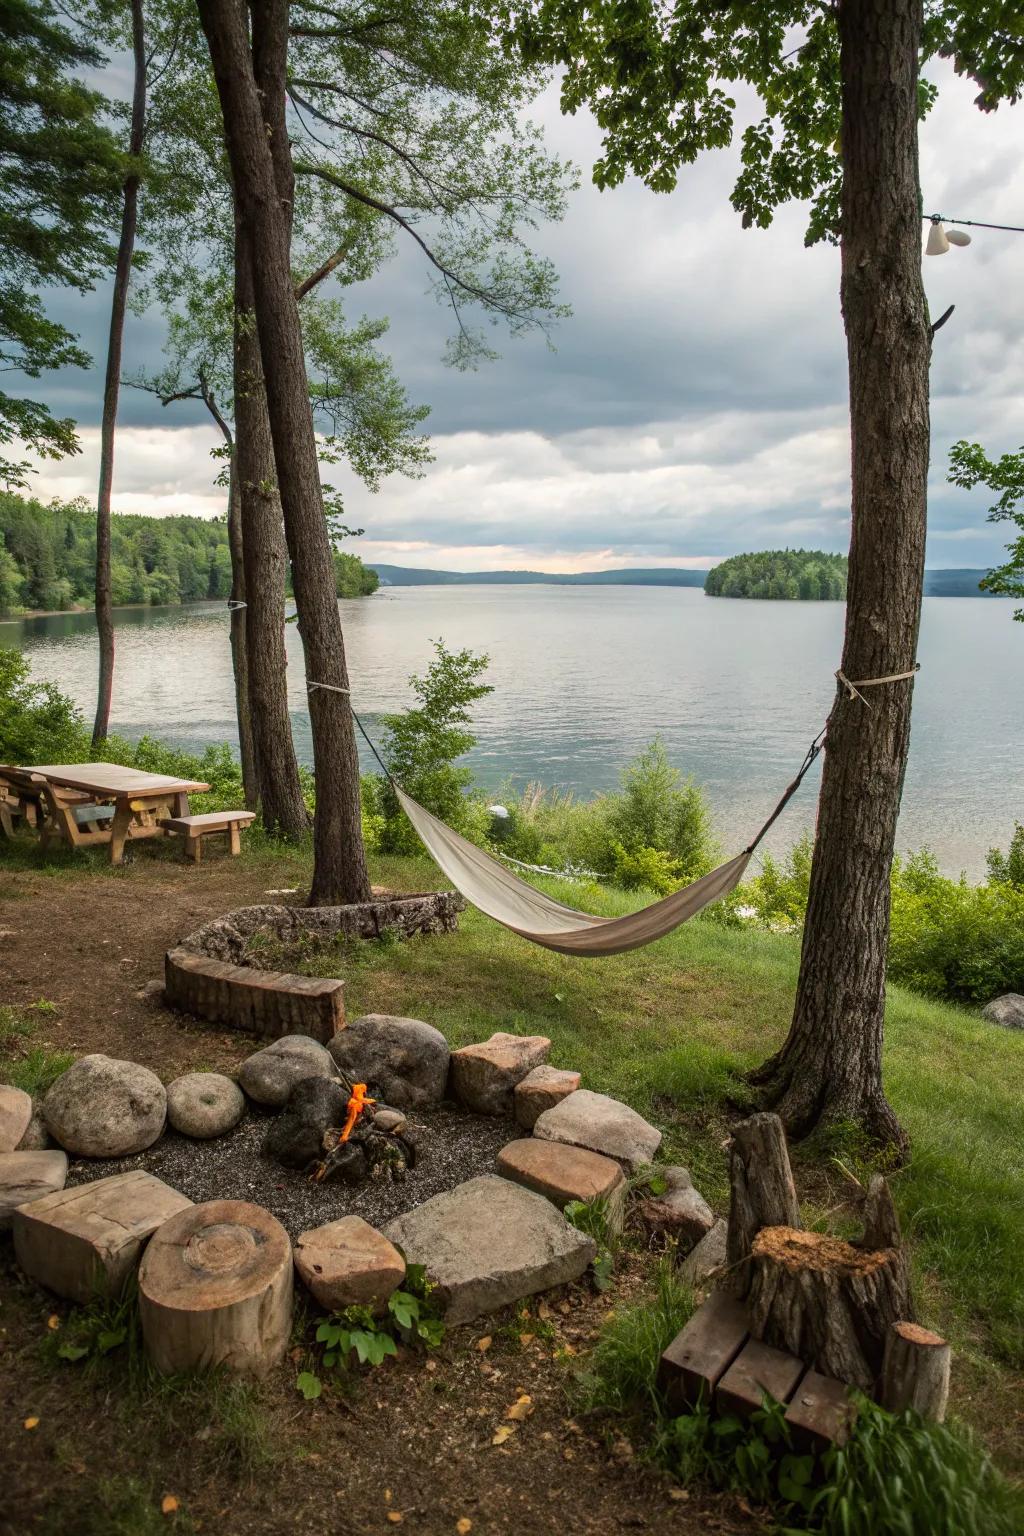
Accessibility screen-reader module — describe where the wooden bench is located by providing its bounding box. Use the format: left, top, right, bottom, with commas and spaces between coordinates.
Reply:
158, 809, 256, 862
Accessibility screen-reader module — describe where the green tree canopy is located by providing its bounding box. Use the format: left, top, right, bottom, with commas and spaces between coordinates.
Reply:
705, 549, 847, 601
0, 0, 124, 488
949, 439, 1024, 620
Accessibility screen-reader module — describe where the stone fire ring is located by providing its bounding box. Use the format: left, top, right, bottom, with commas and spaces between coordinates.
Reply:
164, 893, 464, 1042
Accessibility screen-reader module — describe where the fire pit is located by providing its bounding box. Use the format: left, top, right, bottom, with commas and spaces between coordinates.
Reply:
307, 1080, 418, 1186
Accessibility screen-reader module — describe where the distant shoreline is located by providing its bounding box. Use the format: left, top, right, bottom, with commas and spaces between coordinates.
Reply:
369, 563, 1001, 598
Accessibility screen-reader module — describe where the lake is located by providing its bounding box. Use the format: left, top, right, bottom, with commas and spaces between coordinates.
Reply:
4, 587, 1022, 878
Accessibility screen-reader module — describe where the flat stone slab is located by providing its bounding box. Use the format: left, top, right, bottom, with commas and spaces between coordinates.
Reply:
0, 1085, 32, 1152
449, 1032, 551, 1115
294, 1215, 405, 1313
0, 1151, 68, 1230
514, 1066, 581, 1130
496, 1138, 626, 1232
13, 1170, 193, 1302
384, 1174, 595, 1324
533, 1089, 661, 1172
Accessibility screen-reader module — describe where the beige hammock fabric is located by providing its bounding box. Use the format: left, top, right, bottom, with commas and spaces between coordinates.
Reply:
395, 785, 753, 957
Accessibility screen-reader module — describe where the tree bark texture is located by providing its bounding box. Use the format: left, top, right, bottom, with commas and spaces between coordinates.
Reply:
92, 0, 146, 748
224, 459, 258, 807
752, 0, 931, 1151
880, 1321, 951, 1421
725, 1113, 800, 1292
199, 0, 370, 902
233, 230, 309, 836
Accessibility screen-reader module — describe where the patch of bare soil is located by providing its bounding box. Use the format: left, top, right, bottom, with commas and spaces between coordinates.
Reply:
0, 858, 758, 1536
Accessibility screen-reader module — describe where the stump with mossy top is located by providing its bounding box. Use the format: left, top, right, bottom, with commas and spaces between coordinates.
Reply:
138, 1200, 293, 1376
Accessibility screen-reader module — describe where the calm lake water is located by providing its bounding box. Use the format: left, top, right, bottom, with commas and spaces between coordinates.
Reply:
5, 587, 1022, 877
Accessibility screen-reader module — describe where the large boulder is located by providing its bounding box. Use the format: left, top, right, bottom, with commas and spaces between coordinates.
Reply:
533, 1089, 662, 1173
328, 1014, 449, 1110
449, 1032, 551, 1116
262, 1078, 349, 1169
0, 1085, 32, 1152
981, 993, 1024, 1030
43, 1055, 166, 1158
637, 1166, 715, 1249
0, 1150, 68, 1229
384, 1174, 595, 1323
166, 1073, 245, 1140
293, 1215, 405, 1313
237, 1036, 337, 1107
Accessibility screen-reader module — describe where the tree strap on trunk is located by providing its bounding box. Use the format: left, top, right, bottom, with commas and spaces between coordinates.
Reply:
835, 664, 920, 708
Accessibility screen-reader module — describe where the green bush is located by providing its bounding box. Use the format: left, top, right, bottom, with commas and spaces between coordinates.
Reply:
741, 833, 814, 929
605, 739, 717, 880
375, 639, 494, 854
987, 822, 1024, 890
0, 646, 91, 763
888, 850, 1024, 1004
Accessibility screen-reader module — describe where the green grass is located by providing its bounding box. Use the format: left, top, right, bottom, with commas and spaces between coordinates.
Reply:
282, 854, 1024, 1379
0, 1003, 74, 1094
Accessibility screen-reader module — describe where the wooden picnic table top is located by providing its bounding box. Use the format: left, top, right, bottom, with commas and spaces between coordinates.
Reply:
26, 763, 210, 798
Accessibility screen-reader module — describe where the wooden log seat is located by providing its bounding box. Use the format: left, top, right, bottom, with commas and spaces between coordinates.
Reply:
158, 809, 256, 861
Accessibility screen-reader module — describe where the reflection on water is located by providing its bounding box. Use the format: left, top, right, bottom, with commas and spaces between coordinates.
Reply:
5, 587, 1022, 877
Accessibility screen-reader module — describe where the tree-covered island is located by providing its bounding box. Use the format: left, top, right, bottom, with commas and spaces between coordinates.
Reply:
705, 548, 847, 600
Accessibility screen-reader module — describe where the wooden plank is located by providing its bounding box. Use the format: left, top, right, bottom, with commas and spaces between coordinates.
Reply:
784, 1368, 857, 1448
658, 1290, 750, 1410
28, 763, 209, 796
716, 1338, 805, 1418
159, 811, 256, 831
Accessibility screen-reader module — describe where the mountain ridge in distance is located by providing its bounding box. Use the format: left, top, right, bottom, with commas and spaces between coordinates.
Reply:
368, 563, 1000, 597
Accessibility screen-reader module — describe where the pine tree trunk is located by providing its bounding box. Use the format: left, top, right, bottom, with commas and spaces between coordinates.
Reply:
198, 0, 370, 904
224, 459, 258, 808
234, 229, 309, 837
751, 0, 930, 1152
92, 0, 146, 748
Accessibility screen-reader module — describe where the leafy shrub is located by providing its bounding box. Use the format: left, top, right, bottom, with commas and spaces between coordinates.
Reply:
375, 639, 493, 854
888, 850, 1024, 1004
742, 833, 814, 929
987, 821, 1024, 889
0, 645, 90, 763
608, 839, 682, 894
606, 739, 717, 880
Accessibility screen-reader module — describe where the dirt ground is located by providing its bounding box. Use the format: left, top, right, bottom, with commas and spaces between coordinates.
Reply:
0, 856, 754, 1536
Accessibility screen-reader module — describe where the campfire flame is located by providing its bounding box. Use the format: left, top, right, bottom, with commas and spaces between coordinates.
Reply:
339, 1083, 375, 1143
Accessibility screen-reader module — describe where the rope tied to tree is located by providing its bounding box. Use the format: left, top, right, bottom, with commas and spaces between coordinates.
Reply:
835, 664, 920, 708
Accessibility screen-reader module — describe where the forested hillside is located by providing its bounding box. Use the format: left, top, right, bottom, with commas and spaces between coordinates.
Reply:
0, 493, 377, 615
705, 548, 848, 600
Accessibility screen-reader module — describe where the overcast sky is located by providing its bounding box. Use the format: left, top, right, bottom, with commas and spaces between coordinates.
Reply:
19, 57, 1024, 572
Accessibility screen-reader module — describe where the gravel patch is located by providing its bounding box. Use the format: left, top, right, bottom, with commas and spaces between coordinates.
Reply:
64, 1105, 515, 1238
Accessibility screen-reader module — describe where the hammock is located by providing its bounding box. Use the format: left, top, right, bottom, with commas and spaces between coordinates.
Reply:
319, 663, 916, 957
383, 728, 824, 957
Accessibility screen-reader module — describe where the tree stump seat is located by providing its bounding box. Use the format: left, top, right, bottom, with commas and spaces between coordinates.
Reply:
158, 809, 256, 861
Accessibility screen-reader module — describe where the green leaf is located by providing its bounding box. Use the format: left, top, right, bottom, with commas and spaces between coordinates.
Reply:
95, 1328, 127, 1355
388, 1290, 420, 1330
296, 1370, 322, 1400
56, 1340, 90, 1362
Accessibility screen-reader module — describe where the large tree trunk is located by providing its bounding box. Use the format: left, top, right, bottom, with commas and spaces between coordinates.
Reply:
198, 0, 370, 904
224, 458, 258, 808
234, 230, 309, 837
92, 0, 146, 748
751, 0, 931, 1152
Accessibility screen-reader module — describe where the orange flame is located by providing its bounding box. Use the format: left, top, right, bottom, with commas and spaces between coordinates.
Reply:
339, 1082, 375, 1143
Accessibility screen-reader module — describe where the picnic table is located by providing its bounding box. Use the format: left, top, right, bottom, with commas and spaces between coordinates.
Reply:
26, 763, 210, 865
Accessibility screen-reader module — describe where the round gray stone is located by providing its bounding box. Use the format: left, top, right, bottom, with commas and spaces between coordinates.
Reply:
16, 1107, 52, 1151
166, 1072, 245, 1139
237, 1035, 338, 1107
981, 993, 1024, 1030
42, 1055, 166, 1158
328, 1014, 449, 1109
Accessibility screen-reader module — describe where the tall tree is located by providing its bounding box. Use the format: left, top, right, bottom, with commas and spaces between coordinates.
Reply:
949, 439, 1024, 620
488, 0, 1023, 1147
93, 0, 148, 747
197, 0, 374, 902
0, 0, 122, 490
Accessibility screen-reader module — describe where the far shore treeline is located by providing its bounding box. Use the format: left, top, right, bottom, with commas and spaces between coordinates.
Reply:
0, 493, 378, 617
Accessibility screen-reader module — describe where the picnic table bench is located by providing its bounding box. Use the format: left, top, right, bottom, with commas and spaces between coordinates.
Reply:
6, 763, 212, 865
